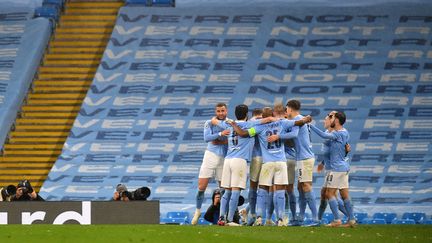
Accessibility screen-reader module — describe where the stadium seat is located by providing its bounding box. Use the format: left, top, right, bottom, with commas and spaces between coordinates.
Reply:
125, 0, 147, 4
152, 0, 175, 6
43, 0, 65, 10
401, 212, 426, 224
363, 218, 387, 225
422, 219, 432, 225
34, 6, 60, 22
354, 213, 368, 224
166, 211, 190, 220
125, 0, 174, 6
391, 219, 416, 225
322, 213, 334, 222
160, 217, 188, 225
303, 218, 319, 226
320, 219, 329, 225
198, 218, 212, 225
372, 213, 397, 224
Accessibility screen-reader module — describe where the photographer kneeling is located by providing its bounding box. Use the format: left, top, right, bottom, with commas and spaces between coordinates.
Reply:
12, 180, 44, 201
113, 184, 131, 201
0, 185, 16, 201
113, 184, 151, 201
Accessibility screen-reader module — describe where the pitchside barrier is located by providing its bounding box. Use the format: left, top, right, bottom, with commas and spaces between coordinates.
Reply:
0, 201, 159, 224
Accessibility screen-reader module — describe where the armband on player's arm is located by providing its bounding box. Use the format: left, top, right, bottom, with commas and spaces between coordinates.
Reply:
247, 127, 256, 137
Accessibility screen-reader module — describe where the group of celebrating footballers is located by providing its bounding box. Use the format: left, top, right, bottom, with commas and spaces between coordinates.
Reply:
190, 100, 356, 227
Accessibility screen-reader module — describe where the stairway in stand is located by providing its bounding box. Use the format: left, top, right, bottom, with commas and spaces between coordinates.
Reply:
0, 0, 123, 193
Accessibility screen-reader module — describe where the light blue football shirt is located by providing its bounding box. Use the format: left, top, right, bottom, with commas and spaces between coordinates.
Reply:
247, 120, 295, 163
310, 125, 350, 172
203, 120, 228, 157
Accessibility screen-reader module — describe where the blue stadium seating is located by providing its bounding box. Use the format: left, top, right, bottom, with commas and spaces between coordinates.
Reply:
373, 213, 397, 224
401, 212, 426, 224
391, 219, 416, 225
34, 5, 59, 22
166, 211, 190, 220
160, 217, 188, 225
319, 219, 329, 225
152, 0, 175, 6
0, 8, 51, 150
125, 0, 174, 6
322, 213, 334, 222
363, 218, 387, 225
198, 218, 212, 225
353, 213, 368, 224
125, 0, 147, 4
43, 0, 65, 10
422, 219, 432, 225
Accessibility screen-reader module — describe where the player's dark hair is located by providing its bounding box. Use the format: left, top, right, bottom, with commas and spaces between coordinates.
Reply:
335, 111, 346, 125
286, 100, 301, 111
235, 104, 249, 120
215, 103, 227, 108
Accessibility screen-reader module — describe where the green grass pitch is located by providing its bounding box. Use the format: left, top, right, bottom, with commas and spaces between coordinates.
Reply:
0, 225, 431, 243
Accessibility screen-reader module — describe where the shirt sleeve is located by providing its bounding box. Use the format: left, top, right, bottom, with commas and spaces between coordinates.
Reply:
248, 120, 261, 127
216, 121, 230, 130
203, 121, 221, 142
281, 119, 295, 129
310, 124, 337, 140
279, 125, 299, 139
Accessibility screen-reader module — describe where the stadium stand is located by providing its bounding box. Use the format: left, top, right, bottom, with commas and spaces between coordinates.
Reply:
0, 1, 122, 191
37, 2, 432, 221
0, 6, 51, 189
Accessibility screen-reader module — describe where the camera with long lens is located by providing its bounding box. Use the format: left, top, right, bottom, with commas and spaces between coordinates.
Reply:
18, 180, 33, 194
131, 186, 151, 201
115, 184, 151, 201
119, 190, 131, 199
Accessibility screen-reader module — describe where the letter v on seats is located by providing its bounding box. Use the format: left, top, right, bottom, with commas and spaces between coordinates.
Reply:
114, 26, 143, 35
95, 73, 122, 83
105, 49, 132, 59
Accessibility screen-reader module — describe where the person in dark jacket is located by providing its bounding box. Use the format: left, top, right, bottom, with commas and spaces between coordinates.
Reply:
0, 185, 16, 201
11, 180, 44, 201
204, 189, 241, 225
